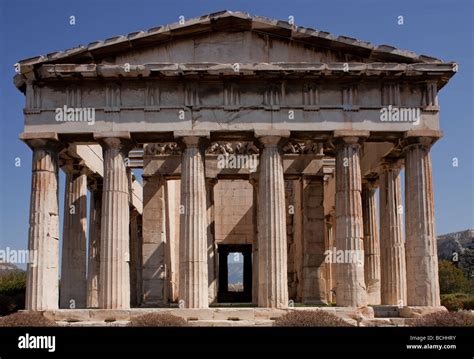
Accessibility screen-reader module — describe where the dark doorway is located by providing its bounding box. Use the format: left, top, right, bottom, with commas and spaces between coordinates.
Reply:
217, 244, 252, 303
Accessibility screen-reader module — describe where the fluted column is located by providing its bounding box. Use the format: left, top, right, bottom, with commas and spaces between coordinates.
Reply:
87, 178, 102, 308
379, 160, 407, 305
334, 134, 367, 307
250, 177, 259, 305
257, 134, 288, 308
60, 162, 88, 309
178, 136, 209, 308
362, 179, 381, 305
404, 138, 440, 306
95, 134, 132, 309
22, 135, 62, 311
206, 178, 218, 305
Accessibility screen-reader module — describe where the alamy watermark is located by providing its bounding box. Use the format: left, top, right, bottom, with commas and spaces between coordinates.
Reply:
217, 154, 258, 173
324, 247, 364, 267
55, 105, 95, 125
18, 334, 55, 353
380, 105, 420, 125
0, 247, 37, 266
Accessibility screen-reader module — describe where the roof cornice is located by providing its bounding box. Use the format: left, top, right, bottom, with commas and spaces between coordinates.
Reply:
15, 10, 448, 69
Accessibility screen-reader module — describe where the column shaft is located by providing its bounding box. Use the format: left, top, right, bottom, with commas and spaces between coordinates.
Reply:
98, 137, 131, 309
87, 181, 102, 308
179, 137, 208, 308
250, 178, 259, 305
380, 163, 407, 305
405, 143, 440, 306
362, 181, 381, 305
206, 179, 218, 304
25, 140, 61, 310
257, 136, 288, 308
334, 138, 367, 307
60, 168, 88, 309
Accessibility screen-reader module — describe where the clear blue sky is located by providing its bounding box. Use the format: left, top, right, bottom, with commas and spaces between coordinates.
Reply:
1, 0, 473, 260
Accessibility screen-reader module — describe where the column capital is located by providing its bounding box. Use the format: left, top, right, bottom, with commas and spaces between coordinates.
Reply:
333, 130, 369, 147
20, 132, 63, 151
362, 176, 379, 189
60, 158, 89, 175
380, 157, 404, 172
402, 130, 443, 151
174, 131, 210, 150
255, 130, 290, 148
94, 132, 134, 153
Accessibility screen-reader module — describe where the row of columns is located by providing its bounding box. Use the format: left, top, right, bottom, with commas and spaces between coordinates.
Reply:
23, 131, 440, 310
340, 134, 440, 307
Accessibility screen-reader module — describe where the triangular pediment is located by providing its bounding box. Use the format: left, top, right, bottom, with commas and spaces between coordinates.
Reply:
17, 10, 444, 68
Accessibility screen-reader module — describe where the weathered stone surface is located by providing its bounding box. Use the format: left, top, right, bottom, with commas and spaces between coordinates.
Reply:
206, 179, 218, 304
362, 180, 381, 305
60, 165, 88, 309
404, 139, 441, 306
141, 174, 166, 305
86, 180, 101, 308
379, 160, 407, 306
257, 135, 289, 308
17, 12, 455, 315
96, 136, 132, 309
334, 137, 367, 307
301, 177, 326, 304
23, 138, 61, 311
178, 136, 209, 308
399, 306, 447, 318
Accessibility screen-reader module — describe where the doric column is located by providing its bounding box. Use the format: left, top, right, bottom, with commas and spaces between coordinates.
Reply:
249, 176, 259, 305
21, 134, 62, 311
404, 137, 440, 306
206, 178, 218, 305
362, 179, 381, 305
95, 133, 133, 309
86, 177, 102, 308
334, 132, 367, 307
256, 131, 289, 308
324, 214, 336, 303
60, 161, 88, 309
379, 160, 407, 305
177, 134, 209, 308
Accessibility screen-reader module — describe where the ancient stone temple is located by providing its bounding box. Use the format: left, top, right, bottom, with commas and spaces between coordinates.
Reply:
14, 11, 456, 313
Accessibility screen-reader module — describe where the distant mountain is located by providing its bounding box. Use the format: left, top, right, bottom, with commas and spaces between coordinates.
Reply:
438, 229, 474, 277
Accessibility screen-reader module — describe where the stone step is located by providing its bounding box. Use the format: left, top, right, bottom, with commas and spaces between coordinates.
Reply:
56, 319, 275, 327
57, 320, 130, 327
373, 306, 400, 318
359, 318, 409, 327
188, 319, 274, 327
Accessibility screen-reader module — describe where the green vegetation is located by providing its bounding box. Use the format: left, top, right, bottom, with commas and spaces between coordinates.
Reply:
438, 260, 474, 311
0, 270, 26, 316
